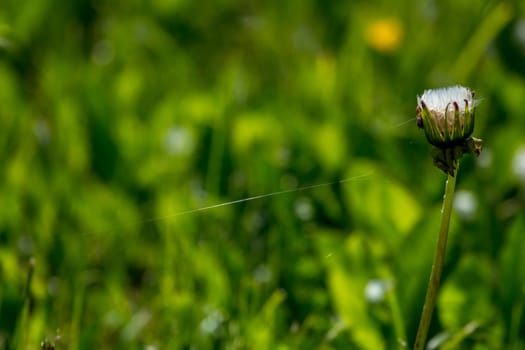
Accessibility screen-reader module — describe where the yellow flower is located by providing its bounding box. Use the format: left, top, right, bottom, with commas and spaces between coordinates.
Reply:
365, 17, 404, 53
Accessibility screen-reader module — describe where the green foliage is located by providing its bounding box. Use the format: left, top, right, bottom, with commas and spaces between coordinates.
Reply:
1, 0, 525, 349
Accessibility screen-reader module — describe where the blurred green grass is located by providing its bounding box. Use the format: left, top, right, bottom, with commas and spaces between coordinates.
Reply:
1, 0, 525, 349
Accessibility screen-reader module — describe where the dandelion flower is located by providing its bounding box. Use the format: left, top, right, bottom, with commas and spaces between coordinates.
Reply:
416, 86, 476, 146
416, 85, 482, 176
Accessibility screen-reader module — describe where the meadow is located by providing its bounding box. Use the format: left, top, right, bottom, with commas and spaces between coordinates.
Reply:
1, 0, 525, 349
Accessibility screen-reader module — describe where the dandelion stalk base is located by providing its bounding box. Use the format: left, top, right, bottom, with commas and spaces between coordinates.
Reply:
413, 166, 457, 350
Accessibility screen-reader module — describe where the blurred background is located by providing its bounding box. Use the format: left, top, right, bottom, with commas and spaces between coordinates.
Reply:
1, 0, 525, 349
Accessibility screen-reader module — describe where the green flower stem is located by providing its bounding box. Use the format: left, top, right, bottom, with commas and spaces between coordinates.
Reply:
414, 166, 458, 350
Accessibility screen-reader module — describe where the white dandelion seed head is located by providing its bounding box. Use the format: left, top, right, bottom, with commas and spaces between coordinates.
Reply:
417, 85, 475, 113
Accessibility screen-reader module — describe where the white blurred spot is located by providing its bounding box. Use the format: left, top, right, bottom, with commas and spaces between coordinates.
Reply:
325, 316, 346, 341
33, 119, 51, 145
512, 146, 525, 183
254, 264, 272, 284
427, 331, 450, 349
294, 197, 313, 221
464, 321, 479, 334
290, 321, 300, 333
514, 19, 525, 49
122, 309, 152, 341
364, 279, 392, 303
200, 307, 224, 335
91, 39, 114, 66
165, 126, 195, 156
453, 190, 478, 221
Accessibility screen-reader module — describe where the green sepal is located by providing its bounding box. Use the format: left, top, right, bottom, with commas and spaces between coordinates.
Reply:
418, 102, 476, 148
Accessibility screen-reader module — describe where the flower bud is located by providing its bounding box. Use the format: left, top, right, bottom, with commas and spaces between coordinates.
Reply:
416, 86, 482, 176
416, 86, 476, 147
